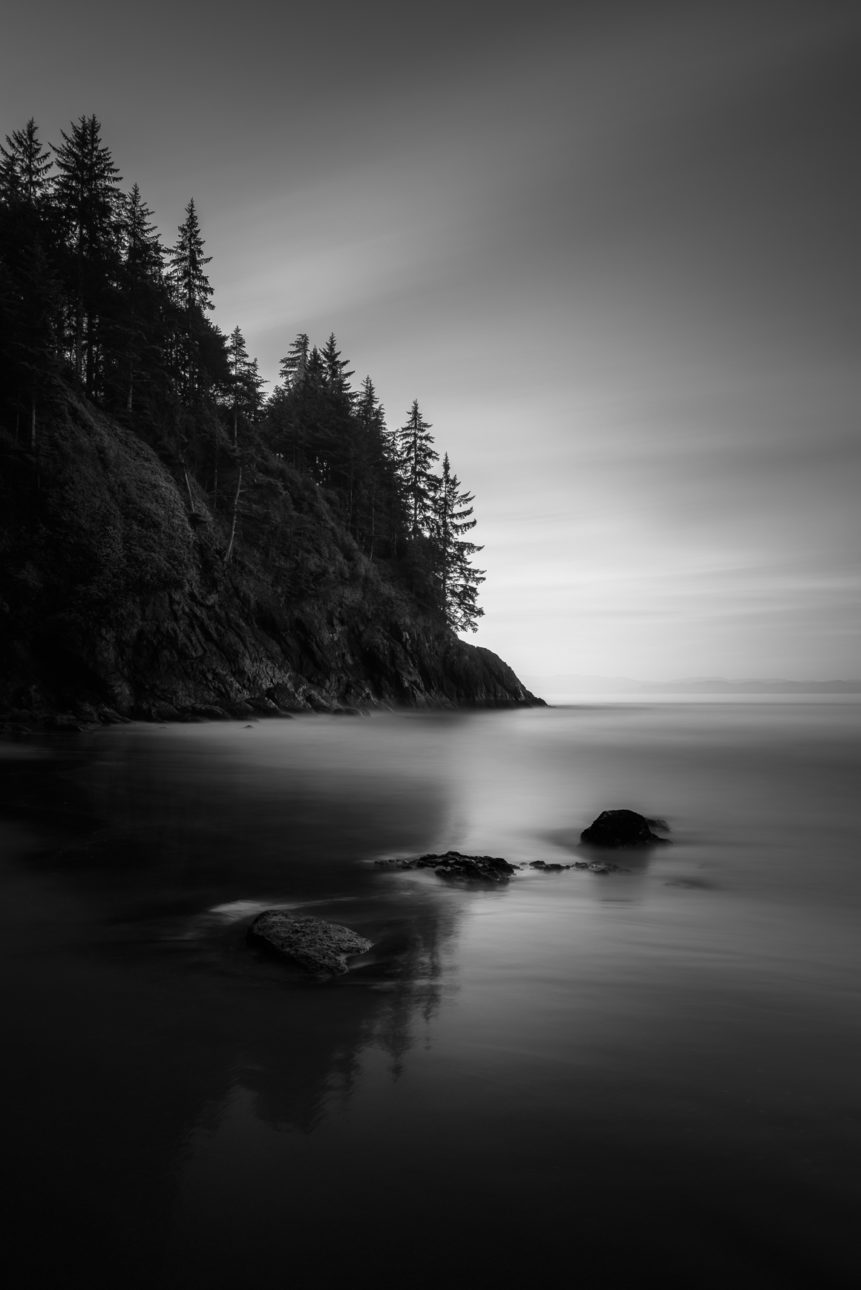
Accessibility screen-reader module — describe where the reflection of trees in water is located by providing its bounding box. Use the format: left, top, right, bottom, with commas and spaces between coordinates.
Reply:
241, 894, 460, 1127
2, 733, 474, 1283
367, 912, 450, 1081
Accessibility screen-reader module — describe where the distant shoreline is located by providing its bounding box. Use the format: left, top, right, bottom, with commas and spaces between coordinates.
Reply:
544, 691, 861, 706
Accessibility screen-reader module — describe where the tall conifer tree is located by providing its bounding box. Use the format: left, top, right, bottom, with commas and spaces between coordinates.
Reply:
167, 198, 214, 400
397, 399, 439, 536
167, 198, 213, 314
0, 118, 58, 441
51, 115, 123, 395
0, 119, 51, 205
278, 332, 309, 388
320, 332, 354, 399
227, 325, 264, 445
115, 182, 164, 411
431, 453, 485, 632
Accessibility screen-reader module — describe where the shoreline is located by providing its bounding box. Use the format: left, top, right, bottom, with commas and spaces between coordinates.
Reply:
0, 692, 547, 739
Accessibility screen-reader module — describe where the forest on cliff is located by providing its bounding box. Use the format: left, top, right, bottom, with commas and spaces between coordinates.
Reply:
0, 116, 538, 719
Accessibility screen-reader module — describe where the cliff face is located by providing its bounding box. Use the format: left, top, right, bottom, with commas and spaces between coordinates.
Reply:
0, 396, 541, 722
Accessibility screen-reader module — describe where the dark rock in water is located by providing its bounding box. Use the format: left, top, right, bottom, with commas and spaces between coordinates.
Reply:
247, 911, 373, 976
376, 850, 518, 883
580, 809, 669, 848
529, 860, 570, 872
433, 852, 518, 883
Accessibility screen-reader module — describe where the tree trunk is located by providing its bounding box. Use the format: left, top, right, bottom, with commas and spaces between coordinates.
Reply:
224, 467, 243, 564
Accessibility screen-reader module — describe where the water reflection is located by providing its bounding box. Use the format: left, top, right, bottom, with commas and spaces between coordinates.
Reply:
4, 705, 861, 1287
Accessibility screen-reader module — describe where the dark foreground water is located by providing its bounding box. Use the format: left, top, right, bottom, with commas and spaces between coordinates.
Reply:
3, 702, 861, 1288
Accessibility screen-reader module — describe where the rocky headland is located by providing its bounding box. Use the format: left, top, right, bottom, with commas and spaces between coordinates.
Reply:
0, 395, 541, 728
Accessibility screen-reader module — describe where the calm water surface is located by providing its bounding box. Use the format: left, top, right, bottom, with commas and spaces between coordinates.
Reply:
2, 702, 860, 1288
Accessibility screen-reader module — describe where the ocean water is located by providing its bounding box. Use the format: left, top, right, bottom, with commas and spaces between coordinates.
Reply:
2, 702, 860, 1288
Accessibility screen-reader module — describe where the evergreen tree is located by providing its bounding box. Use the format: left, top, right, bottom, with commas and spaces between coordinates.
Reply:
263, 340, 322, 473
51, 115, 124, 396
0, 118, 51, 205
167, 198, 212, 314
320, 331, 354, 399
0, 233, 61, 448
397, 399, 438, 536
122, 183, 163, 278
0, 118, 58, 440
431, 453, 485, 632
354, 375, 404, 558
166, 199, 215, 400
113, 182, 165, 412
278, 332, 309, 388
227, 325, 264, 446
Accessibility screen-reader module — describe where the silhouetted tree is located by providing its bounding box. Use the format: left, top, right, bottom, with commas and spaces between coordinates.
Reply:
278, 332, 309, 388
0, 119, 51, 205
0, 233, 62, 447
227, 325, 264, 446
397, 399, 438, 536
112, 182, 165, 412
320, 331, 354, 399
167, 198, 212, 314
0, 118, 59, 442
51, 115, 123, 396
431, 452, 485, 632
166, 198, 215, 401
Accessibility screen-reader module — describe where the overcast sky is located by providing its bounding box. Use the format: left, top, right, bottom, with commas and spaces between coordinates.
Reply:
3, 0, 859, 691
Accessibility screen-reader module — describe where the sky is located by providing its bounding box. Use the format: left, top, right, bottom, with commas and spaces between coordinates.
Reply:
3, 0, 860, 693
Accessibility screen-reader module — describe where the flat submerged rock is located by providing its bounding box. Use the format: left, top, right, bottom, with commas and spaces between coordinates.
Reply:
247, 911, 373, 976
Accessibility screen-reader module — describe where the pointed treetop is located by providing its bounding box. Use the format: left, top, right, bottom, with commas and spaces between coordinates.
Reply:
51, 115, 123, 242
279, 332, 310, 388
0, 118, 51, 204
123, 182, 163, 276
321, 331, 354, 395
167, 197, 213, 312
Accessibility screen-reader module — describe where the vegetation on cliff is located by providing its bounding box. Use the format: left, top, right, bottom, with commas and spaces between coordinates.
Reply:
0, 116, 540, 719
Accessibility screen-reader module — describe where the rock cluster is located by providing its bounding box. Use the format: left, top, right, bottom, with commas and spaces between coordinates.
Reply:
529, 859, 620, 875
375, 851, 518, 883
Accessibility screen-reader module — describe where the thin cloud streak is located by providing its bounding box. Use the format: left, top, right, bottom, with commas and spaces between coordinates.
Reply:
3, 0, 860, 681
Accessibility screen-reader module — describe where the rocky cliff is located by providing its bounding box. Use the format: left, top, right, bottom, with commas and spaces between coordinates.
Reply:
0, 395, 541, 723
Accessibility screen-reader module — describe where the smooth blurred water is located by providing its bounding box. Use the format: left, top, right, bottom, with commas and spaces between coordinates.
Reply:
2, 703, 860, 1288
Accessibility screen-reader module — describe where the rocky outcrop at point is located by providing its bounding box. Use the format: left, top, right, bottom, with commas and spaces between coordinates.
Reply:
0, 397, 543, 724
